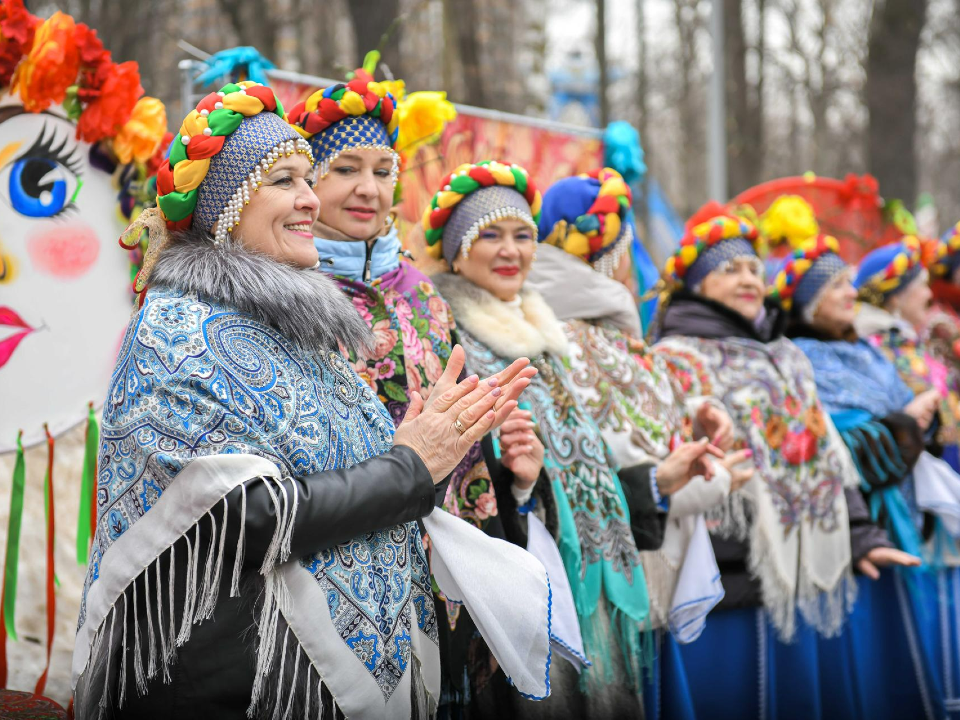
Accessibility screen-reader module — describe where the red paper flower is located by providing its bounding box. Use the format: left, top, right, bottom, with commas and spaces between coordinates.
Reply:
0, 0, 39, 86
74, 22, 109, 68
76, 60, 142, 144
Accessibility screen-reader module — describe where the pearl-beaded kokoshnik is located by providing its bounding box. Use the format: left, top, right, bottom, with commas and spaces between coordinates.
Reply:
212, 137, 314, 246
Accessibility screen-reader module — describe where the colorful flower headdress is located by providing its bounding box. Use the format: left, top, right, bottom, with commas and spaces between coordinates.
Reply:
540, 167, 632, 267
853, 236, 924, 305
928, 221, 960, 278
768, 235, 841, 311
664, 201, 760, 284
421, 160, 542, 261
759, 195, 819, 249
1, 2, 166, 161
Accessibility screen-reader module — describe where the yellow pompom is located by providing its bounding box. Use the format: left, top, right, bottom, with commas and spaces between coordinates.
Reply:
892, 254, 908, 273
563, 232, 591, 259
340, 90, 367, 116
680, 244, 698, 267
794, 259, 812, 275
603, 214, 622, 247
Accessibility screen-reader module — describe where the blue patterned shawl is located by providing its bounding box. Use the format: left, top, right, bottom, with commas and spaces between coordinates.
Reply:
73, 285, 438, 718
793, 337, 914, 417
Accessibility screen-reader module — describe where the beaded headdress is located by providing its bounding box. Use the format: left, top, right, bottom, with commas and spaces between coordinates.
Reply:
928, 221, 960, 278
664, 201, 761, 288
768, 235, 845, 313
287, 68, 400, 181
421, 160, 541, 264
538, 168, 634, 277
853, 236, 924, 307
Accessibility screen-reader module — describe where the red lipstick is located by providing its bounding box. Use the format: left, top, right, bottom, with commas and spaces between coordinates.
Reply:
493, 266, 519, 276
0, 307, 34, 369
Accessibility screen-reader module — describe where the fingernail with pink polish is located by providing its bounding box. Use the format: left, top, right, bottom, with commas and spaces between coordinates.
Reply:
488, 377, 500, 387
467, 375, 479, 383
744, 449, 753, 458
492, 387, 502, 397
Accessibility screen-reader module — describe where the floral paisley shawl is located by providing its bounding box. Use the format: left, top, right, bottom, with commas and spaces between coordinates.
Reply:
75, 287, 438, 713
867, 327, 960, 457
563, 319, 690, 465
457, 330, 647, 626
654, 335, 855, 639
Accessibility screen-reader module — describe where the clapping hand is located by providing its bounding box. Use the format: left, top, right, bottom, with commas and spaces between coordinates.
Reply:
498, 409, 544, 489
656, 438, 725, 497
395, 345, 538, 483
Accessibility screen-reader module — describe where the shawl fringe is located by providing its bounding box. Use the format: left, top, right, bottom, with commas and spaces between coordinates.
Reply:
148, 227, 374, 355
74, 475, 301, 720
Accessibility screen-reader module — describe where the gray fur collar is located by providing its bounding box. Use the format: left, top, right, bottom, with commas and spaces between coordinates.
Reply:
432, 272, 569, 359
148, 228, 373, 353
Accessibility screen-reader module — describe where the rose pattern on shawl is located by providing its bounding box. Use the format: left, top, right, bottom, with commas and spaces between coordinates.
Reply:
867, 329, 960, 451
924, 303, 960, 399
332, 267, 501, 540
655, 339, 845, 535
85, 288, 437, 703
563, 320, 688, 460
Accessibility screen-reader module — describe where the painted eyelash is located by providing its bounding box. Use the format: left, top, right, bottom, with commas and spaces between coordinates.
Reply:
20, 121, 84, 176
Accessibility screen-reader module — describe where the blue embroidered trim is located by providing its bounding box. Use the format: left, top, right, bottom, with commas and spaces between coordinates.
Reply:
650, 466, 670, 513
505, 576, 555, 701
667, 572, 725, 644
517, 497, 538, 515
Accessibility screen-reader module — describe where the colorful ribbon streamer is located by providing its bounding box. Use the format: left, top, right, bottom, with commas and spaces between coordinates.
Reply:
77, 404, 99, 565
34, 424, 56, 696
0, 431, 26, 687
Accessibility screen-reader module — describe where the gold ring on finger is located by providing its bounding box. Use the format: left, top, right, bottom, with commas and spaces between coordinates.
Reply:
454, 418, 466, 434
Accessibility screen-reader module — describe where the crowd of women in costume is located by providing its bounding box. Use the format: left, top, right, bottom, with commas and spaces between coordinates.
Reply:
73, 62, 960, 720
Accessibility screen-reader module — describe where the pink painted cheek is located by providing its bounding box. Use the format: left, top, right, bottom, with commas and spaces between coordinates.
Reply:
27, 224, 100, 278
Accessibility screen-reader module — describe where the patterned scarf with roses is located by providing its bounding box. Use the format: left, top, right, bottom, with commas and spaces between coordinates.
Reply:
654, 333, 858, 641
329, 261, 503, 629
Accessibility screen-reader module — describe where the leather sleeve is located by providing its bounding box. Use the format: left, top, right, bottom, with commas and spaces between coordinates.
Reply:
618, 462, 666, 551
845, 487, 893, 564
879, 412, 924, 470
228, 445, 436, 570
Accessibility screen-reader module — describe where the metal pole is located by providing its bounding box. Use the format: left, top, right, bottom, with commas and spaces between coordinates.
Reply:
708, 0, 727, 201
596, 0, 609, 127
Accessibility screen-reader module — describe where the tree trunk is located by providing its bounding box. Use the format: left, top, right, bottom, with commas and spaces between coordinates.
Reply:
596, 0, 609, 126
450, 0, 485, 106
724, 0, 754, 195
345, 0, 403, 79
866, 0, 927, 204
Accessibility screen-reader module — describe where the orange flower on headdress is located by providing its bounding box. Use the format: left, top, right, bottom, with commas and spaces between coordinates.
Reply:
76, 60, 142, 144
113, 96, 167, 164
12, 11, 79, 112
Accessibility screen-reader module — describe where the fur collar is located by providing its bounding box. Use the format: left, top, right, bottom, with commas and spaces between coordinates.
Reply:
853, 302, 916, 341
432, 272, 569, 359
148, 228, 373, 353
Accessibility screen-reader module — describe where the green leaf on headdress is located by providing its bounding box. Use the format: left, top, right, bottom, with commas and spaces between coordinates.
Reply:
168, 136, 188, 166
207, 107, 243, 137
157, 189, 197, 222
362, 50, 381, 75
63, 86, 82, 121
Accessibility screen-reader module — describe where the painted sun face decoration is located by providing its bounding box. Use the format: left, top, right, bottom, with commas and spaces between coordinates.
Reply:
0, 97, 134, 451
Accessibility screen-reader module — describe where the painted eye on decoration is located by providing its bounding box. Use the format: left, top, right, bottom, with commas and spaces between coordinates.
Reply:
0, 123, 82, 219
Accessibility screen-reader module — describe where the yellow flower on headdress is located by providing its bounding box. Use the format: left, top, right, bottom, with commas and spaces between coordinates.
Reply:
379, 79, 406, 103
113, 97, 167, 164
397, 91, 457, 155
760, 195, 819, 249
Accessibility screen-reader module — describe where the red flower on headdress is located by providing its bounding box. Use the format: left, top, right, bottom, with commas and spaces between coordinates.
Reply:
12, 11, 79, 112
0, 0, 39, 86
74, 22, 109, 69
76, 60, 142, 144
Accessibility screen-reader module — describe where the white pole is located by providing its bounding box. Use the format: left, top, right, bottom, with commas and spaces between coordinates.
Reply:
708, 0, 727, 201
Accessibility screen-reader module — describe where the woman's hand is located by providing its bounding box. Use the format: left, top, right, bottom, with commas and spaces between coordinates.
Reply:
656, 438, 725, 497
904, 389, 940, 430
695, 402, 735, 451
395, 345, 537, 484
719, 448, 755, 492
498, 409, 544, 489
856, 547, 922, 580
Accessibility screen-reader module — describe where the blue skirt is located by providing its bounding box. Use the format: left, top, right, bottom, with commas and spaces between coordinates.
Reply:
643, 571, 951, 720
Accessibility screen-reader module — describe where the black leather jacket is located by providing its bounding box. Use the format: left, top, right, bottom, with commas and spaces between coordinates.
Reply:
77, 445, 435, 720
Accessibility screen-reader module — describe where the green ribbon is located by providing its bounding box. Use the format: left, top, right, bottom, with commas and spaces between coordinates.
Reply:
77, 405, 99, 565
2, 432, 26, 640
